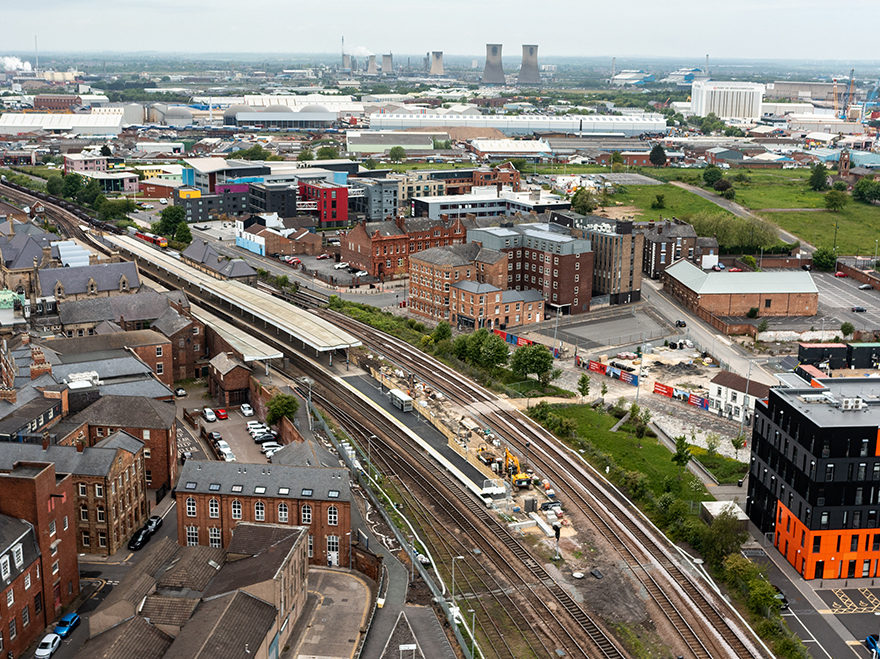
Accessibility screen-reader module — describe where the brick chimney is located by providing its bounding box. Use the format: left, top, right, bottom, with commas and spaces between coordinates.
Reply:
29, 347, 52, 379
0, 388, 16, 404
20, 333, 30, 346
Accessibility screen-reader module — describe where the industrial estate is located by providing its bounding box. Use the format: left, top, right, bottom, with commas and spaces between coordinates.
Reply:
1, 14, 880, 659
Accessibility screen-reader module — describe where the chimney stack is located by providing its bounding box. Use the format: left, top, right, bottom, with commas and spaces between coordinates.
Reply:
429, 52, 444, 77
482, 44, 505, 84
382, 53, 393, 75
518, 45, 540, 85
366, 55, 378, 75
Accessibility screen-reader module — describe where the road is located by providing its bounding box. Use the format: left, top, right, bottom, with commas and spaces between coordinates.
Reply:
670, 181, 816, 253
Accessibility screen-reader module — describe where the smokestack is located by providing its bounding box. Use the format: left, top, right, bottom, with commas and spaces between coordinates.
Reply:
367, 55, 378, 75
705, 53, 709, 77
482, 44, 505, 84
611, 57, 616, 81
518, 44, 539, 85
382, 53, 393, 74
429, 52, 444, 76
342, 54, 351, 70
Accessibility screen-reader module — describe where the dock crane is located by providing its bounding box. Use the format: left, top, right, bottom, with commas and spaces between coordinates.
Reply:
504, 447, 531, 489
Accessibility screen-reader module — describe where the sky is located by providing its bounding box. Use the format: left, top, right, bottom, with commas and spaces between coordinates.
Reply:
3, 0, 880, 61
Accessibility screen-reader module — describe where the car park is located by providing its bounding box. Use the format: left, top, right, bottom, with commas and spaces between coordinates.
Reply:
860, 283, 874, 290
214, 439, 231, 451
35, 633, 61, 658
853, 306, 867, 312
835, 271, 848, 277
145, 515, 163, 534
773, 585, 789, 610
202, 408, 217, 422
248, 426, 270, 437
54, 612, 81, 637
334, 261, 349, 269
128, 527, 151, 551
265, 447, 283, 459
215, 408, 228, 420
246, 420, 265, 428
240, 403, 254, 417
205, 431, 222, 442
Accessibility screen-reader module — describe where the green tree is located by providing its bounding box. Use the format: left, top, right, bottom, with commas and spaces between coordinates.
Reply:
650, 193, 666, 209
808, 163, 829, 191
479, 333, 509, 370
600, 382, 608, 398
508, 158, 528, 172
811, 246, 837, 271
757, 318, 769, 333
362, 158, 378, 170
832, 180, 848, 191
705, 432, 721, 457
740, 254, 757, 270
702, 165, 723, 186
100, 144, 112, 157
297, 148, 314, 162
62, 173, 83, 199
230, 144, 274, 161
723, 126, 745, 137
649, 144, 667, 167
76, 178, 102, 206
713, 178, 731, 192
671, 435, 692, 478
174, 221, 192, 244
570, 187, 597, 215
266, 393, 300, 426
747, 578, 781, 616
824, 189, 848, 212
702, 507, 748, 570
465, 328, 490, 366
452, 334, 470, 361
853, 177, 880, 203
46, 175, 63, 196
577, 373, 591, 401
510, 344, 555, 387
155, 205, 186, 236
388, 146, 406, 162
731, 433, 746, 460
432, 321, 451, 343
316, 146, 339, 160
841, 321, 855, 338
610, 151, 623, 166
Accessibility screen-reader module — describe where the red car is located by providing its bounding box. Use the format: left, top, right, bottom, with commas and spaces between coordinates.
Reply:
729, 267, 743, 272
316, 253, 331, 260
835, 271, 848, 278
215, 408, 228, 420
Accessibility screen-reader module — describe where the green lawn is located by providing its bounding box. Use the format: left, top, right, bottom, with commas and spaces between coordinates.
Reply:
733, 180, 825, 210
14, 165, 58, 180
690, 447, 748, 485
609, 183, 733, 221
759, 205, 880, 255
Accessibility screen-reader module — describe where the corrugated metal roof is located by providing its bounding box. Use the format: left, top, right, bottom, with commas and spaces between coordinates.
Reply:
665, 259, 818, 295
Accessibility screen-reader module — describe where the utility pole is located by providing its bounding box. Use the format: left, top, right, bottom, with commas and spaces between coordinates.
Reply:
739, 360, 753, 438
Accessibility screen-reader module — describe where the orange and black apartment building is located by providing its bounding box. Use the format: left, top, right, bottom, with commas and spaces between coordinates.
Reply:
747, 378, 880, 580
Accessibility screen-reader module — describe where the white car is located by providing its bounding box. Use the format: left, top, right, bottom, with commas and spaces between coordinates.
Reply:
246, 420, 264, 428
218, 448, 236, 462
333, 261, 349, 270
35, 633, 61, 658
240, 403, 254, 417
248, 426, 270, 437
265, 448, 282, 459
260, 442, 283, 454
202, 408, 216, 422
354, 270, 368, 278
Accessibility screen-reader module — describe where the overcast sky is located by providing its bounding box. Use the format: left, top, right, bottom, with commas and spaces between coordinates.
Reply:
4, 0, 880, 61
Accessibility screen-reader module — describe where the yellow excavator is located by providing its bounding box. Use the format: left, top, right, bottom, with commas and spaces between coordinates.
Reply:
504, 448, 531, 488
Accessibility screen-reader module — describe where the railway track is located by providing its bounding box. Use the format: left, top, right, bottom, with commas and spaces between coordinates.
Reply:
321, 309, 771, 659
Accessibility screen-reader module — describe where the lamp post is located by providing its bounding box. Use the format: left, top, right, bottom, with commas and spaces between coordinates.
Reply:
345, 531, 352, 569
469, 608, 476, 658
451, 555, 465, 605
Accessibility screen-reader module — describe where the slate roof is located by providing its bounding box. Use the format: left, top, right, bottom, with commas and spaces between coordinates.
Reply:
664, 259, 818, 295
366, 220, 404, 237
43, 329, 166, 355
413, 242, 504, 267
0, 233, 49, 270
75, 616, 173, 659
710, 371, 772, 399
95, 430, 146, 455
182, 239, 256, 279
38, 261, 139, 296
51, 353, 152, 382
0, 515, 39, 585
452, 280, 501, 294
177, 460, 350, 502
72, 395, 177, 429
97, 378, 174, 399
156, 544, 227, 591
150, 307, 191, 337
270, 438, 337, 468
225, 523, 304, 559
641, 221, 697, 242
402, 217, 451, 233
58, 289, 177, 326
209, 352, 249, 376
138, 595, 201, 627
0, 442, 134, 477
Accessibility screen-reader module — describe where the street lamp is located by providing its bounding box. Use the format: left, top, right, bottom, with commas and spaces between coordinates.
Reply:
451, 555, 465, 605
468, 608, 476, 658
345, 531, 352, 569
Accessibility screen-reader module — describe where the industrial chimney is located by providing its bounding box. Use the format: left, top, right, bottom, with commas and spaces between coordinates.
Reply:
342, 54, 351, 70
382, 53, 393, 74
429, 51, 444, 76
482, 44, 505, 84
518, 44, 539, 85
367, 55, 378, 75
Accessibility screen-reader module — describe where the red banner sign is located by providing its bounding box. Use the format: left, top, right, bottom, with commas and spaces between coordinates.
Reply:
653, 382, 673, 397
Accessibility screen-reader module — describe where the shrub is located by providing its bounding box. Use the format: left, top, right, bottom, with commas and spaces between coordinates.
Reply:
713, 178, 732, 192
746, 307, 758, 318
721, 187, 736, 200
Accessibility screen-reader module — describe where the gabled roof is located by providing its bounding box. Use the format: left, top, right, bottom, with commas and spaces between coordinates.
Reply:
183, 239, 256, 279
413, 242, 504, 267
209, 352, 250, 376
72, 395, 177, 429
664, 259, 818, 295
43, 330, 166, 355
58, 289, 181, 326
150, 307, 191, 337
0, 442, 135, 477
38, 261, 139, 296
78, 615, 173, 659
95, 430, 145, 455
710, 371, 771, 398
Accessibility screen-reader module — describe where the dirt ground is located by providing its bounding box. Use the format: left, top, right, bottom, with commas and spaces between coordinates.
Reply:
591, 204, 642, 220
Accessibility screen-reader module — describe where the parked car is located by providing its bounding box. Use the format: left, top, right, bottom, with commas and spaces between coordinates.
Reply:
675, 319, 687, 328
128, 527, 151, 551
254, 434, 277, 444
354, 270, 368, 278
801, 263, 812, 271
728, 267, 743, 272
316, 253, 331, 260
260, 442, 283, 454
175, 387, 187, 397
859, 283, 874, 290
852, 306, 867, 312
35, 633, 61, 658
218, 448, 236, 462
205, 431, 222, 442
202, 408, 217, 423
248, 426, 270, 437
264, 447, 283, 459
246, 420, 265, 429
240, 403, 254, 417
333, 261, 349, 270
773, 585, 789, 610
214, 439, 231, 451
54, 612, 81, 638
145, 515, 163, 534
215, 408, 228, 420
835, 271, 848, 278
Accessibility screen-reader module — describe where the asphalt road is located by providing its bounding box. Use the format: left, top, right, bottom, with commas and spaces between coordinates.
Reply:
812, 271, 880, 333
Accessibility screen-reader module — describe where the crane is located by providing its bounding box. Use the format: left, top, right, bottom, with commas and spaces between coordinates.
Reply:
504, 447, 531, 488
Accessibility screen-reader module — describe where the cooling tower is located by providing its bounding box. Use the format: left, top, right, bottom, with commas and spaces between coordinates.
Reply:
367, 55, 378, 75
482, 44, 505, 84
382, 53, 393, 74
518, 44, 540, 85
342, 54, 351, 70
429, 51, 444, 76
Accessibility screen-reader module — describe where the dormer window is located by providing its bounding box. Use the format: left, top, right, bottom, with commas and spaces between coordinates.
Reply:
55, 283, 64, 298
119, 275, 128, 291
87, 278, 97, 295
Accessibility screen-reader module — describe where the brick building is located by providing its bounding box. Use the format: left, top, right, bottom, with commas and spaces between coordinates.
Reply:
208, 353, 251, 407
0, 432, 147, 556
34, 95, 80, 111
150, 306, 207, 382
67, 396, 178, 492
341, 216, 467, 279
0, 515, 44, 658
175, 461, 351, 567
297, 181, 348, 228
663, 259, 818, 318
0, 462, 79, 639
450, 282, 544, 330
63, 153, 107, 175
638, 220, 698, 280
595, 151, 652, 167
37, 261, 140, 302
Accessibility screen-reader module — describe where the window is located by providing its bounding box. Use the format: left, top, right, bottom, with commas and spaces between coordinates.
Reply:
49, 520, 56, 537
278, 503, 288, 523
82, 532, 90, 547
21, 604, 29, 628
328, 505, 338, 526
78, 483, 87, 497
34, 592, 42, 614
95, 484, 104, 498
327, 534, 339, 553
255, 501, 265, 521
209, 483, 221, 492
52, 561, 59, 575
186, 497, 197, 517
254, 486, 266, 495
301, 504, 312, 525
145, 470, 152, 485
12, 544, 22, 568
231, 500, 242, 520
209, 498, 219, 518
98, 532, 106, 548
186, 526, 199, 547
209, 528, 221, 548
97, 507, 106, 523
9, 618, 15, 641
24, 573, 30, 590
156, 346, 163, 357
764, 299, 772, 309
6, 590, 12, 607
301, 488, 313, 497
308, 535, 313, 558
63, 516, 68, 531
156, 363, 164, 375
825, 464, 835, 482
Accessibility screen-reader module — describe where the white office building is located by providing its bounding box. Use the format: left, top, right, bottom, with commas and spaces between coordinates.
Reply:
690, 81, 765, 120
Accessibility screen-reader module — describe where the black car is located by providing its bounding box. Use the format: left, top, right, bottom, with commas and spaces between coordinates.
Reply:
254, 434, 277, 444
206, 431, 222, 442
145, 515, 163, 534
852, 306, 867, 313
675, 320, 687, 328
773, 585, 789, 610
128, 528, 151, 551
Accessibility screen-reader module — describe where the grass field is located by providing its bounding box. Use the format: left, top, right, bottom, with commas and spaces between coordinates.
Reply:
759, 205, 880, 255
14, 165, 58, 180
608, 183, 733, 221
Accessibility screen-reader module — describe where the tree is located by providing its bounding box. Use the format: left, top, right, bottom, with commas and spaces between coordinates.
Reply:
808, 163, 829, 191
432, 321, 451, 343
577, 373, 591, 401
713, 178, 731, 192
62, 173, 83, 199
841, 321, 855, 338
316, 146, 339, 160
746, 577, 781, 616
702, 166, 723, 187
702, 507, 748, 570
266, 394, 300, 426
705, 432, 721, 457
297, 148, 314, 162
671, 435, 692, 478
155, 205, 186, 236
741, 254, 757, 270
100, 144, 112, 157
610, 151, 623, 166
853, 177, 880, 204
824, 189, 848, 212
508, 158, 528, 172
46, 175, 63, 196
832, 180, 848, 191
174, 221, 192, 244
811, 246, 837, 271
650, 194, 666, 209
510, 344, 555, 387
570, 187, 597, 215
362, 158, 378, 170
600, 382, 608, 398
229, 144, 274, 161
388, 146, 406, 162
757, 318, 769, 333
731, 433, 746, 460
76, 178, 102, 206
649, 144, 667, 168
479, 333, 509, 371
723, 126, 745, 137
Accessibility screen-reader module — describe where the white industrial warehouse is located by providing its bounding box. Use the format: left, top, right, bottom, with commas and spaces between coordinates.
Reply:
369, 113, 667, 136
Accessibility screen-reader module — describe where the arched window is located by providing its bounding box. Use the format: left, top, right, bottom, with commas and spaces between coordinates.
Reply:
185, 497, 196, 517
231, 499, 242, 520
255, 501, 265, 521
278, 503, 288, 523
301, 504, 312, 525
327, 505, 338, 526
209, 498, 219, 519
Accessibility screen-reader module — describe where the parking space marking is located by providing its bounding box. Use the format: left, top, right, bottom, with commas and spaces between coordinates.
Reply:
828, 588, 880, 614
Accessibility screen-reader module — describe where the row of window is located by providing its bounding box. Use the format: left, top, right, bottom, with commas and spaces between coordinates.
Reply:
184, 497, 337, 525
